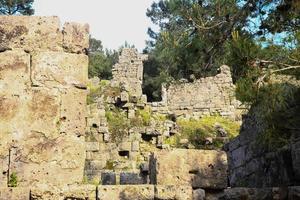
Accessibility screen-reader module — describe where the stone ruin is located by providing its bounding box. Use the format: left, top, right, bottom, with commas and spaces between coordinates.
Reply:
0, 16, 300, 200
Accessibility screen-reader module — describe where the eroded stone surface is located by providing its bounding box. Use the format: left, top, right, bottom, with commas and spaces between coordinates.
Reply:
150, 149, 228, 189
98, 185, 155, 200
30, 184, 96, 200
32, 51, 88, 87
0, 16, 63, 52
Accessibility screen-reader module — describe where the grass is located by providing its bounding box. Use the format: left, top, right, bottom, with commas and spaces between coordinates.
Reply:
171, 115, 240, 149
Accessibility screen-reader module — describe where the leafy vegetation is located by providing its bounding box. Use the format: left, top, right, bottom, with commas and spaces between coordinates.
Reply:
8, 172, 18, 187
0, 0, 34, 15
166, 115, 240, 149
105, 108, 130, 143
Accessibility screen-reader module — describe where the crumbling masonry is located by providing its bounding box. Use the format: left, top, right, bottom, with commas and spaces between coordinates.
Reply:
1, 16, 300, 200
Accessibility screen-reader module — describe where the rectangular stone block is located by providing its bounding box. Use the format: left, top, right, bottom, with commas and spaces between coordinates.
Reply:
120, 172, 147, 185
30, 185, 96, 200
32, 51, 88, 87
101, 172, 116, 185
86, 142, 100, 152
155, 185, 193, 200
150, 149, 228, 189
9, 135, 85, 187
0, 16, 63, 52
63, 22, 89, 53
0, 187, 30, 200
60, 88, 87, 136
97, 185, 155, 200
0, 50, 30, 96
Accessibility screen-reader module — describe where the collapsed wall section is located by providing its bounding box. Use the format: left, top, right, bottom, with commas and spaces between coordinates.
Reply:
164, 65, 240, 119
0, 16, 89, 187
111, 48, 148, 98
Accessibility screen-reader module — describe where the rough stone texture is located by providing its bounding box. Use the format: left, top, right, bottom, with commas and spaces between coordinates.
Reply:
30, 184, 96, 200
0, 16, 88, 187
150, 149, 228, 189
0, 16, 89, 53
193, 189, 205, 200
155, 185, 193, 200
63, 22, 89, 53
111, 48, 147, 97
97, 185, 155, 200
32, 51, 88, 88
149, 65, 243, 120
225, 105, 297, 187
120, 172, 147, 185
0, 187, 30, 200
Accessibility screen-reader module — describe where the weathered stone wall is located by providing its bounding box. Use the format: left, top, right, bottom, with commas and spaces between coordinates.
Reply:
225, 104, 300, 188
0, 16, 89, 187
111, 48, 148, 97
150, 65, 242, 120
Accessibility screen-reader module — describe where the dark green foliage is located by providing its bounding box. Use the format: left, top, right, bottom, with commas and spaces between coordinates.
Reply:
256, 83, 300, 150
88, 37, 118, 80
0, 0, 34, 15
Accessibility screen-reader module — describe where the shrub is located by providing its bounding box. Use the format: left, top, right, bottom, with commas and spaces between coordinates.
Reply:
8, 172, 18, 187
135, 107, 152, 126
106, 108, 130, 143
176, 115, 240, 149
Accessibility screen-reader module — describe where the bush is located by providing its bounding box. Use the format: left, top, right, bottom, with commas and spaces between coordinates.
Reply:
176, 115, 240, 149
8, 172, 18, 187
106, 108, 130, 143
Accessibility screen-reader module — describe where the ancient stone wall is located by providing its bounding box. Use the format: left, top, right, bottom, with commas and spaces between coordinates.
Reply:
0, 16, 89, 187
111, 48, 147, 98
150, 65, 242, 120
225, 102, 300, 188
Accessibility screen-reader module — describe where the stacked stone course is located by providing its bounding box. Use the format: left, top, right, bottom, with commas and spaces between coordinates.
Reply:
0, 16, 89, 187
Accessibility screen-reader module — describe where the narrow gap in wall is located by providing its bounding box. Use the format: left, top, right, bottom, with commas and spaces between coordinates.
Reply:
29, 54, 38, 87
118, 151, 129, 157
7, 148, 11, 186
141, 134, 153, 142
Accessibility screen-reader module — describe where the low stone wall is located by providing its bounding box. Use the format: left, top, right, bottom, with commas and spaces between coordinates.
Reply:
0, 16, 89, 187
2, 185, 300, 199
150, 65, 243, 120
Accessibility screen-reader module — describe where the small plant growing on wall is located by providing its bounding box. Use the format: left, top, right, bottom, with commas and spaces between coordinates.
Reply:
8, 172, 18, 187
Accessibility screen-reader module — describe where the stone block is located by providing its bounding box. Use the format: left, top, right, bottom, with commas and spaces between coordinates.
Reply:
9, 134, 85, 187
220, 188, 274, 200
120, 91, 129, 102
120, 172, 147, 185
0, 16, 63, 52
32, 51, 88, 87
30, 184, 96, 200
119, 142, 131, 152
101, 172, 116, 185
0, 187, 30, 200
63, 22, 89, 53
85, 160, 106, 171
86, 142, 100, 152
150, 149, 228, 189
155, 185, 193, 200
193, 189, 205, 200
97, 185, 154, 200
0, 50, 30, 96
60, 88, 87, 136
131, 141, 140, 152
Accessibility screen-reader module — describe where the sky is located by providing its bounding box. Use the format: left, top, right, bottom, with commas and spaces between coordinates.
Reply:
33, 0, 158, 52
